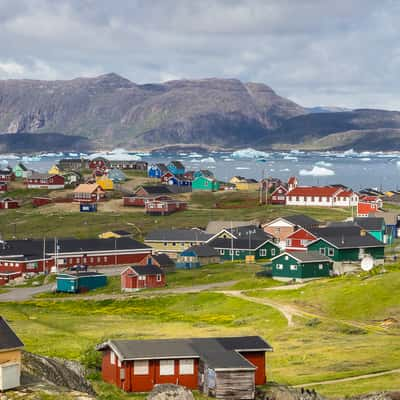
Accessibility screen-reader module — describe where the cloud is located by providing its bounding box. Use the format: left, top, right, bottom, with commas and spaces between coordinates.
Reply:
0, 0, 399, 108
299, 166, 335, 177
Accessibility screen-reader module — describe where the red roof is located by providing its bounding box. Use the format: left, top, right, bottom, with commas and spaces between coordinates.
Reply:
337, 190, 354, 198
359, 195, 380, 202
287, 186, 340, 197
288, 176, 297, 185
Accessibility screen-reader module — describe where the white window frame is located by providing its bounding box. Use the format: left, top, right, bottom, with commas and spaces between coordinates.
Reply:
271, 248, 276, 256
319, 264, 324, 270
110, 351, 116, 365
259, 249, 267, 257
290, 264, 298, 271
220, 249, 225, 255
319, 248, 326, 256
276, 263, 283, 270
156, 274, 162, 282
160, 359, 175, 376
179, 359, 194, 375
235, 250, 240, 256
134, 360, 149, 375
328, 248, 334, 256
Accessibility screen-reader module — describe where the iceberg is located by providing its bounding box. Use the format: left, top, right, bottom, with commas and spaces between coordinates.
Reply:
88, 148, 142, 161
235, 167, 251, 170
361, 158, 371, 161
315, 161, 333, 167
222, 158, 234, 161
199, 157, 216, 163
231, 148, 269, 159
280, 168, 290, 172
299, 166, 335, 176
283, 155, 298, 161
0, 153, 20, 160
188, 152, 202, 158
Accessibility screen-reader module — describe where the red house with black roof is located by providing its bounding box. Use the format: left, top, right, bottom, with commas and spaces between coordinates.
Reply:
97, 336, 272, 399
120, 265, 166, 291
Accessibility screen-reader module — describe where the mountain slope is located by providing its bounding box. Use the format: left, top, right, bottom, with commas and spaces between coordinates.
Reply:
0, 74, 305, 149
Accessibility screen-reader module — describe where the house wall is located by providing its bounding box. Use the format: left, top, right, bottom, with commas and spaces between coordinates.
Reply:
121, 271, 165, 290
145, 241, 206, 255
216, 242, 279, 261
239, 351, 266, 385
272, 255, 332, 280
214, 370, 255, 400
285, 229, 317, 251
263, 220, 294, 242
286, 195, 357, 207
101, 351, 198, 392
0, 349, 21, 364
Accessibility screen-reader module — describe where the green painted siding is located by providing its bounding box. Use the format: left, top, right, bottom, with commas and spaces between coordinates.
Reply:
272, 254, 332, 279
192, 176, 220, 192
307, 239, 385, 262
217, 241, 280, 261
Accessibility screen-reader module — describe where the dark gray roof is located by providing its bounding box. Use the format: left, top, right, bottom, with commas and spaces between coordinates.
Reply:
169, 161, 185, 170
129, 265, 164, 275
152, 253, 174, 267
0, 317, 24, 350
208, 237, 275, 250
137, 185, 172, 195
309, 226, 384, 249
354, 217, 385, 231
98, 336, 272, 370
113, 230, 131, 236
145, 229, 212, 242
156, 163, 169, 173
225, 225, 272, 241
283, 215, 319, 228
182, 244, 219, 257
0, 237, 150, 260
280, 251, 332, 263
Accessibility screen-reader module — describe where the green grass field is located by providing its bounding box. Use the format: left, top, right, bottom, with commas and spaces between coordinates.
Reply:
1, 267, 400, 398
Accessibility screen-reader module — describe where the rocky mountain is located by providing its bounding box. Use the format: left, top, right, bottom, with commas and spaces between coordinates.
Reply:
0, 73, 305, 150
1, 73, 400, 151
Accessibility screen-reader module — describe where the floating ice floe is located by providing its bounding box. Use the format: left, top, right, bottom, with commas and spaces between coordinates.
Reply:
299, 166, 335, 176
0, 153, 19, 160
280, 168, 290, 172
188, 152, 202, 158
235, 167, 251, 170
199, 157, 215, 163
360, 158, 371, 161
231, 148, 269, 159
68, 153, 78, 157
315, 161, 333, 167
88, 148, 142, 161
222, 158, 234, 161
283, 155, 298, 161
22, 156, 42, 162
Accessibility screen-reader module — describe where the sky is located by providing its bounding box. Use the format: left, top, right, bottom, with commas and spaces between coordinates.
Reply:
0, 0, 399, 109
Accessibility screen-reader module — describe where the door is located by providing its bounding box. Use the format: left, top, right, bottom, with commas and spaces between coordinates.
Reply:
0, 363, 20, 390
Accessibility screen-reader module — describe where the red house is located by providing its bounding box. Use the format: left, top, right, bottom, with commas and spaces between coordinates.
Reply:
0, 182, 7, 192
89, 157, 109, 170
270, 185, 288, 205
120, 265, 166, 291
73, 184, 105, 203
145, 199, 187, 215
0, 168, 15, 182
123, 186, 173, 207
97, 336, 272, 398
357, 196, 383, 217
0, 198, 19, 209
26, 173, 65, 189
285, 228, 318, 252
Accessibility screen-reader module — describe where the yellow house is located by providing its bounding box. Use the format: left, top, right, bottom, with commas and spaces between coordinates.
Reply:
96, 176, 114, 190
0, 316, 24, 390
229, 176, 259, 191
48, 164, 60, 175
144, 228, 212, 257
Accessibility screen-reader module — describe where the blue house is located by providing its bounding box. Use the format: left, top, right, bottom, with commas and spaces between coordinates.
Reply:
167, 161, 185, 175
56, 271, 107, 293
176, 245, 220, 269
148, 163, 168, 179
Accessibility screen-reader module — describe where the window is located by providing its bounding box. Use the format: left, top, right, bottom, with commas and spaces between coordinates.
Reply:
286, 239, 291, 247
160, 360, 174, 375
104, 257, 108, 262
235, 250, 240, 255
156, 274, 162, 282
271, 249, 276, 256
290, 264, 298, 270
134, 360, 149, 375
139, 275, 146, 281
172, 242, 176, 246
285, 255, 289, 260
319, 264, 323, 270
260, 249, 267, 257
220, 249, 225, 255
117, 358, 121, 367
319, 248, 326, 256
229, 250, 234, 255
276, 263, 283, 270
328, 248, 334, 256
110, 351, 116, 365
179, 359, 194, 375
164, 242, 167, 246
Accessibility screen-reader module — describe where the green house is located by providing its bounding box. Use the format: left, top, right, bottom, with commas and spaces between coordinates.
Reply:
12, 162, 29, 178
208, 237, 280, 261
307, 226, 385, 262
354, 217, 389, 244
56, 271, 107, 293
271, 251, 333, 281
192, 175, 220, 192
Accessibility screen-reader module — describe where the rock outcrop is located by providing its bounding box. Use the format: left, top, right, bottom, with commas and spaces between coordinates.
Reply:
147, 384, 195, 400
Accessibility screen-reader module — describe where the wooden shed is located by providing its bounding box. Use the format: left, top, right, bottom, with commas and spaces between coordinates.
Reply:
0, 198, 19, 210
176, 245, 220, 269
120, 265, 165, 291
0, 182, 7, 192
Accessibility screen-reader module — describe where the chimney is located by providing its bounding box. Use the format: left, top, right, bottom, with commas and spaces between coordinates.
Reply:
360, 229, 367, 236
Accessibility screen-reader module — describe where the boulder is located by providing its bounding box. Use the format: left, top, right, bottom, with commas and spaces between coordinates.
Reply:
147, 384, 194, 400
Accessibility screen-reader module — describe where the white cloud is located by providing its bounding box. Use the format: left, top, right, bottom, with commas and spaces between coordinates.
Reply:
0, 60, 25, 76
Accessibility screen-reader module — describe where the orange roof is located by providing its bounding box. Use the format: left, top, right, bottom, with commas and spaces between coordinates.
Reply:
288, 176, 297, 184
337, 190, 354, 198
73, 183, 103, 194
359, 195, 380, 202
287, 186, 340, 197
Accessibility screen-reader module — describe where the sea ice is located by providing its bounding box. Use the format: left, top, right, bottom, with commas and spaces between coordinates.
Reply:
231, 148, 269, 159
299, 166, 335, 176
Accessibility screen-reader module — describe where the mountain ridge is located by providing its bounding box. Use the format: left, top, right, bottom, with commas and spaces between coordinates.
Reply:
1, 73, 400, 151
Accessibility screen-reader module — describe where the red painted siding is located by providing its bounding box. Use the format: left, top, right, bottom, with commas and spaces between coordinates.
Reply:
285, 228, 317, 251
357, 201, 378, 216
121, 268, 166, 290
240, 351, 266, 385
0, 199, 19, 209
